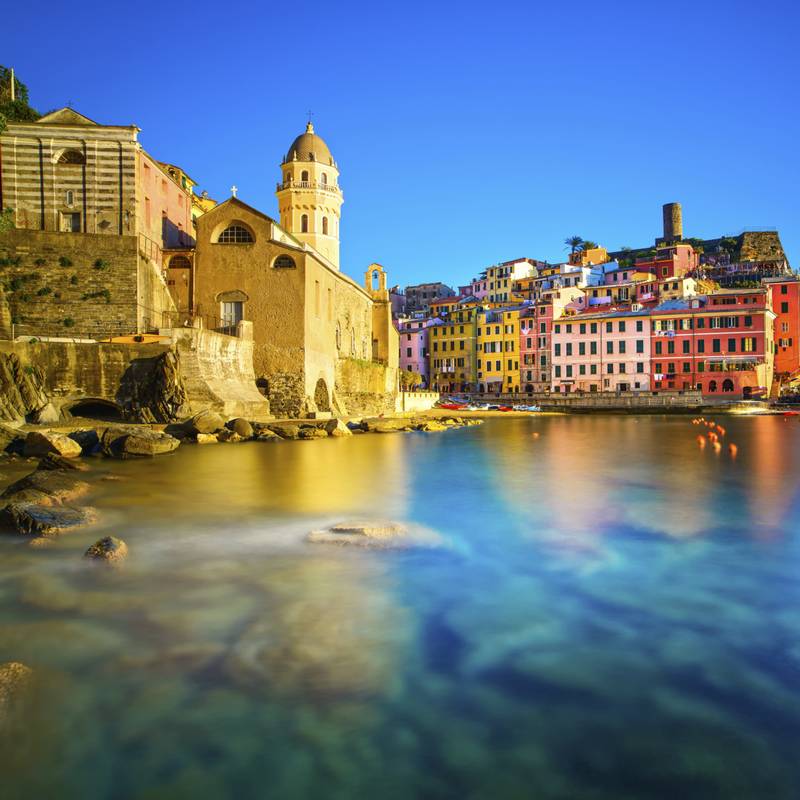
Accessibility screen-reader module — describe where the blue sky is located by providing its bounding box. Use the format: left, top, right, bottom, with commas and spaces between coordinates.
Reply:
5, 0, 798, 288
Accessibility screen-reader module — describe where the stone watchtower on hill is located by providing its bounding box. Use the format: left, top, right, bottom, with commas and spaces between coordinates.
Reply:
275, 122, 343, 270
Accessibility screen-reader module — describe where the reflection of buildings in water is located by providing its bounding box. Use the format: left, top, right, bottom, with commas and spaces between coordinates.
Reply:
227, 556, 411, 701
745, 417, 800, 533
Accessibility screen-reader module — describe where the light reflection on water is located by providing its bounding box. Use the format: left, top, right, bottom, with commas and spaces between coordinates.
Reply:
2, 416, 800, 799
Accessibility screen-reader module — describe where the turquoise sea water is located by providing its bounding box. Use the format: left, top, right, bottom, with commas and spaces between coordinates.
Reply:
2, 415, 800, 799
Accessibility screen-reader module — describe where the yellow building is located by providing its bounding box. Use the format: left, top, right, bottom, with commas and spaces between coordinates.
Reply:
477, 306, 522, 393
276, 122, 343, 270
429, 304, 480, 392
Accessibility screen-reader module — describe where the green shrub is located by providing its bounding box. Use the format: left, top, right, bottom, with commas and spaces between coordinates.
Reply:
63, 317, 75, 328
69, 274, 78, 285
36, 286, 51, 296
34, 257, 47, 266
93, 259, 109, 270
82, 289, 111, 304
59, 256, 73, 267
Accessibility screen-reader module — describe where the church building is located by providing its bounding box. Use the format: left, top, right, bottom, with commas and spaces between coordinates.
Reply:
191, 122, 398, 417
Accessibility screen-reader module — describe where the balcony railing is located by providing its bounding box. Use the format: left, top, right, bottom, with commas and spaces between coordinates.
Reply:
276, 180, 341, 193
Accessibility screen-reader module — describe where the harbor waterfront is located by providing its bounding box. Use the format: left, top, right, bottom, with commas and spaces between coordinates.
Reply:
2, 415, 800, 799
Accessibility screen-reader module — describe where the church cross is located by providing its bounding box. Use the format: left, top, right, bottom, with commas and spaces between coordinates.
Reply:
230, 185, 238, 198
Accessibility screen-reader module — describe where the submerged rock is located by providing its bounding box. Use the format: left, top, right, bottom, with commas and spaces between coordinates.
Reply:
23, 431, 82, 459
227, 418, 254, 439
36, 452, 89, 472
0, 661, 32, 718
307, 520, 442, 549
85, 536, 128, 566
0, 502, 96, 536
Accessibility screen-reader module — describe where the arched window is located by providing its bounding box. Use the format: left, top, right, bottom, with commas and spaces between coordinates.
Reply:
722, 378, 734, 392
321, 173, 327, 185
322, 216, 328, 235
709, 380, 718, 393
56, 149, 85, 165
301, 170, 309, 182
273, 255, 296, 269
217, 225, 254, 243
301, 214, 309, 233
65, 190, 74, 207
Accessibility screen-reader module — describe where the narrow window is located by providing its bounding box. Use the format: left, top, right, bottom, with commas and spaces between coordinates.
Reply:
301, 214, 309, 233
322, 216, 328, 235
301, 170, 309, 182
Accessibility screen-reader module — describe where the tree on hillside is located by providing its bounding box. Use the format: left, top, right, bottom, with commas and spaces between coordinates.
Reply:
0, 66, 40, 135
564, 236, 583, 253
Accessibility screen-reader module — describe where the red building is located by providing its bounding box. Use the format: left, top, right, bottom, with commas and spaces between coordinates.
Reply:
766, 277, 800, 379
636, 244, 698, 280
650, 288, 774, 398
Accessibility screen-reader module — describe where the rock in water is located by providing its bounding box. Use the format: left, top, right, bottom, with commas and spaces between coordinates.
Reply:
1, 470, 91, 505
324, 418, 352, 437
0, 662, 32, 718
36, 452, 89, 472
101, 426, 180, 458
196, 433, 218, 444
85, 536, 128, 566
267, 424, 300, 440
185, 410, 225, 436
227, 418, 254, 439
298, 426, 328, 440
23, 431, 82, 459
307, 520, 442, 549
0, 502, 97, 536
217, 429, 243, 443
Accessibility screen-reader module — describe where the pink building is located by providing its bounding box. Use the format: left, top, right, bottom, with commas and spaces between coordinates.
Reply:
396, 318, 431, 387
551, 310, 652, 393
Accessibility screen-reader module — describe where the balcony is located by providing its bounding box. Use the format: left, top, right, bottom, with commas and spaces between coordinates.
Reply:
276, 180, 341, 194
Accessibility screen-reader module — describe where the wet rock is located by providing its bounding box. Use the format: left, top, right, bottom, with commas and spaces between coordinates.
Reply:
362, 418, 413, 433
227, 418, 254, 439
163, 423, 190, 441
0, 662, 32, 718
254, 428, 280, 442
298, 426, 328, 440
85, 536, 128, 566
307, 520, 442, 549
23, 431, 82, 459
117, 349, 186, 423
217, 429, 243, 443
196, 433, 218, 444
0, 502, 96, 536
0, 353, 49, 422
29, 402, 60, 425
36, 452, 89, 472
185, 410, 225, 436
1, 469, 91, 505
416, 421, 448, 432
324, 418, 352, 437
0, 422, 24, 453
69, 428, 101, 455
346, 420, 366, 432
101, 426, 180, 458
267, 423, 300, 440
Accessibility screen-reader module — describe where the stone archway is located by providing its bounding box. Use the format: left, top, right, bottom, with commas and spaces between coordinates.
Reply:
314, 378, 331, 412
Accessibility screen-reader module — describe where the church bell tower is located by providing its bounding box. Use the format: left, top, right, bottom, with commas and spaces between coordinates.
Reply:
276, 122, 343, 270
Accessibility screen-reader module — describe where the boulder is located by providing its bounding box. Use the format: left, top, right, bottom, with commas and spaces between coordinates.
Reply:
23, 431, 82, 459
416, 421, 448, 432
85, 536, 128, 566
362, 418, 412, 434
217, 429, 243, 443
29, 402, 60, 425
324, 418, 352, 437
69, 428, 101, 455
254, 428, 280, 442
101, 426, 180, 458
267, 423, 300, 440
196, 433, 218, 444
0, 662, 32, 717
37, 452, 90, 472
227, 418, 254, 439
0, 502, 97, 536
298, 426, 328, 440
1, 470, 91, 505
185, 410, 225, 436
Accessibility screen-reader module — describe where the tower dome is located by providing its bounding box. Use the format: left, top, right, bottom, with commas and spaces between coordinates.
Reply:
283, 122, 334, 166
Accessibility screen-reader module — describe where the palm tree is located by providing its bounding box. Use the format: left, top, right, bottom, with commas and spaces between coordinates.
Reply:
564, 236, 583, 253
580, 240, 599, 251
